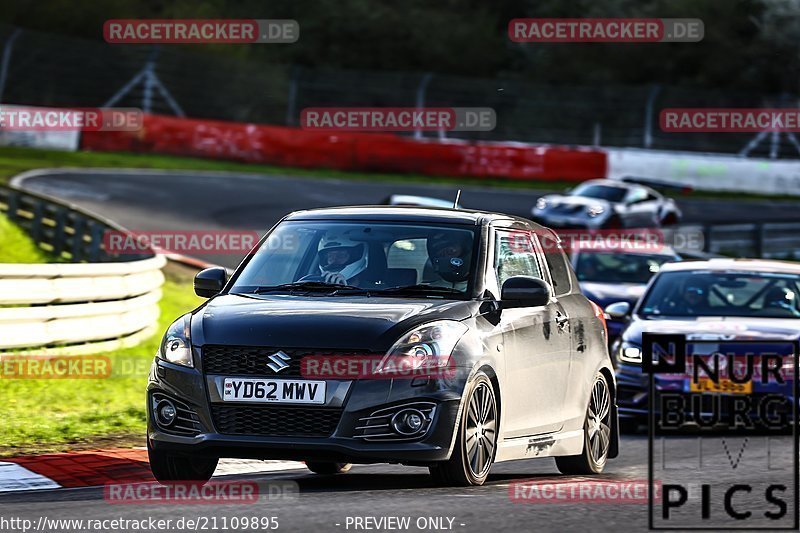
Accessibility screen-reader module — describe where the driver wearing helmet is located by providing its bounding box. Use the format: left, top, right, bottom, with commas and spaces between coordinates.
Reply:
317, 232, 368, 285
426, 231, 472, 289
672, 281, 711, 314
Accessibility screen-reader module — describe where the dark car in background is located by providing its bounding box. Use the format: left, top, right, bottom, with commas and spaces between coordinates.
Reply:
572, 248, 681, 341
147, 206, 617, 486
531, 179, 682, 229
608, 259, 799, 430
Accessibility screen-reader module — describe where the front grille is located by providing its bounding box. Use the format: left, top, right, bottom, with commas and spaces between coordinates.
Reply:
211, 405, 343, 437
550, 204, 584, 215
152, 393, 203, 436
202, 345, 370, 377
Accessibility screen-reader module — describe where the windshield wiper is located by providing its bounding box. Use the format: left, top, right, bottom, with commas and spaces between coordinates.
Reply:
252, 282, 369, 295
376, 284, 463, 297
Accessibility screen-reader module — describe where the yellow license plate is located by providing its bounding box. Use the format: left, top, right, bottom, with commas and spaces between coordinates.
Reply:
689, 379, 752, 394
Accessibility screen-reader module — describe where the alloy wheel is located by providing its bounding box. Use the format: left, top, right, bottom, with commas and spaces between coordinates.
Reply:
587, 376, 611, 466
464, 381, 497, 477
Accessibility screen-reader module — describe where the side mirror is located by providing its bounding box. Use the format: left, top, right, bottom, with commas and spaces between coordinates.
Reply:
604, 301, 631, 319
194, 267, 227, 298
501, 276, 551, 308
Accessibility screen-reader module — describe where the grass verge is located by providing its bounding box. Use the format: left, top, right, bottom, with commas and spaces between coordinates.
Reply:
0, 214, 203, 456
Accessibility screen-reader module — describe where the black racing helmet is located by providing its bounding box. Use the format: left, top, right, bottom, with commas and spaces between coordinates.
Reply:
426, 231, 473, 283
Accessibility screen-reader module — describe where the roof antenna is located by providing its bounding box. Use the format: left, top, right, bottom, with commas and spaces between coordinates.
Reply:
453, 189, 461, 209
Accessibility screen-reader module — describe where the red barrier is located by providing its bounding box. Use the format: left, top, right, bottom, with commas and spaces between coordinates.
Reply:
80, 114, 607, 181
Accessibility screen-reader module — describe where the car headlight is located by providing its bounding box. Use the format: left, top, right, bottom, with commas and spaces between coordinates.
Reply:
617, 341, 642, 364
158, 314, 193, 367
535, 198, 548, 210
375, 321, 468, 377
587, 205, 605, 217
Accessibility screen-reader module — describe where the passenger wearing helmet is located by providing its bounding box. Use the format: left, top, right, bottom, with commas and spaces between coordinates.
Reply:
763, 286, 800, 317
316, 232, 368, 285
426, 231, 472, 289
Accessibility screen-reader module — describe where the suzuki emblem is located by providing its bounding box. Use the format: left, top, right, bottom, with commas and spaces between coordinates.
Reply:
266, 350, 292, 373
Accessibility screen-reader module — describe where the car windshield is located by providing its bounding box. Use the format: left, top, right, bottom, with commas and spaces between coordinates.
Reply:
229, 221, 478, 298
571, 184, 627, 202
575, 252, 676, 284
639, 270, 800, 318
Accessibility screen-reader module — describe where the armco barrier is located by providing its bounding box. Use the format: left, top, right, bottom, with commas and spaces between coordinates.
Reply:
80, 113, 607, 182
0, 184, 165, 353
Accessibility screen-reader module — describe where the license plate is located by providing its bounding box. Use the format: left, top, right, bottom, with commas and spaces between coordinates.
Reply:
689, 379, 752, 394
222, 378, 326, 404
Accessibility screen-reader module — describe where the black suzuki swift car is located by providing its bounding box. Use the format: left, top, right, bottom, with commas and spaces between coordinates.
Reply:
147, 206, 618, 486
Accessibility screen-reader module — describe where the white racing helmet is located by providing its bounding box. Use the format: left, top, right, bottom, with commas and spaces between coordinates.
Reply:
317, 231, 368, 281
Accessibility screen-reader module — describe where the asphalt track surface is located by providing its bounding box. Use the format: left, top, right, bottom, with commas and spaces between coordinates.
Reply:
0, 436, 796, 532
15, 169, 800, 268
4, 169, 799, 531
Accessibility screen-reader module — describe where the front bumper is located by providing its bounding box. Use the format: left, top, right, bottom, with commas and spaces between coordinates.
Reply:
147, 358, 466, 464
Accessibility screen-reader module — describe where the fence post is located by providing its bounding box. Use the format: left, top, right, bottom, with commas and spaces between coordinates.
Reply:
643, 84, 661, 148
30, 199, 45, 244
6, 190, 19, 221
71, 216, 86, 262
52, 205, 67, 258
414, 73, 433, 140
88, 221, 104, 262
0, 28, 22, 103
286, 65, 300, 126
754, 224, 765, 257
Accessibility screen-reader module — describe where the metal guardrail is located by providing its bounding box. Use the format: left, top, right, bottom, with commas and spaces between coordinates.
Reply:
676, 222, 800, 260
0, 184, 164, 353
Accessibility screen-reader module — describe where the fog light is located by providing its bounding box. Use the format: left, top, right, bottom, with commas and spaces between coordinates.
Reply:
391, 408, 426, 436
157, 400, 177, 427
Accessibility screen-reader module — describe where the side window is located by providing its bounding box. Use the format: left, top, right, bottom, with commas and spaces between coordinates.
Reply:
625, 188, 647, 204
494, 230, 541, 287
538, 235, 572, 297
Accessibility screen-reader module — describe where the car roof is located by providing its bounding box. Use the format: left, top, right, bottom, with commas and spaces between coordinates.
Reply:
576, 178, 631, 189
388, 194, 459, 208
285, 205, 548, 229
576, 178, 659, 196
659, 258, 800, 275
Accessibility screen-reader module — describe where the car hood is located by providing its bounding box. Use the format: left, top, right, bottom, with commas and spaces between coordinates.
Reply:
580, 282, 645, 308
192, 293, 477, 351
623, 316, 800, 343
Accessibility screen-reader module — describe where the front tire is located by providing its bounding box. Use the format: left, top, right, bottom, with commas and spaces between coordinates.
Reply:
148, 440, 218, 484
556, 373, 612, 475
429, 372, 498, 486
306, 462, 352, 475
